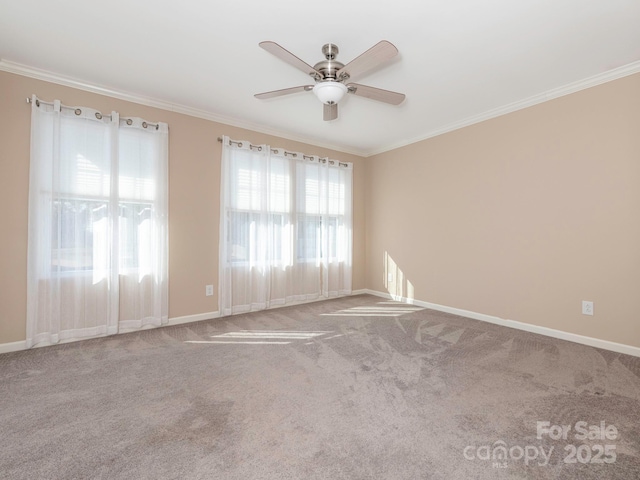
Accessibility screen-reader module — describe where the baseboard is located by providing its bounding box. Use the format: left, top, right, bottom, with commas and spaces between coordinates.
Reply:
0, 311, 221, 355
0, 292, 366, 354
0, 290, 369, 354
361, 289, 640, 358
0, 341, 27, 354
168, 311, 220, 326
13, 290, 625, 358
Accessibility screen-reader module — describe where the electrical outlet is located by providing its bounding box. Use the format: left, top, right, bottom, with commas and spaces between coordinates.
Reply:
387, 273, 394, 282
582, 300, 593, 316
205, 285, 214, 297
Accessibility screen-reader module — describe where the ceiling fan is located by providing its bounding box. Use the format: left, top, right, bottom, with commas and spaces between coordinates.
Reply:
255, 40, 405, 121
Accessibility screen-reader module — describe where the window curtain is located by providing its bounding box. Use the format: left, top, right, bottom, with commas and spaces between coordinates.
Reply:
219, 135, 352, 316
26, 96, 168, 348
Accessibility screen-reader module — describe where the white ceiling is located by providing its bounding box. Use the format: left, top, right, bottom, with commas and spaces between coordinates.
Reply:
1, 0, 639, 156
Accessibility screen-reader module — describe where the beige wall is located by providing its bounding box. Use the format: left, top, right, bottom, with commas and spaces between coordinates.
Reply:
0, 70, 367, 344
3, 68, 640, 350
366, 73, 640, 348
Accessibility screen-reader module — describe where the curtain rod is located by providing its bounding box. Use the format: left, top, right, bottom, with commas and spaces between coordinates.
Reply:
26, 97, 160, 130
217, 136, 349, 167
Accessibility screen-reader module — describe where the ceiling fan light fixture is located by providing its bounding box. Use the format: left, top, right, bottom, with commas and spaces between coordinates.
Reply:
313, 81, 347, 105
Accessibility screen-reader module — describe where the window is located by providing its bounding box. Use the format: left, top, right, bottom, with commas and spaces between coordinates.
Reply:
26, 96, 169, 348
219, 136, 353, 316
51, 198, 107, 272
225, 152, 292, 266
227, 211, 287, 264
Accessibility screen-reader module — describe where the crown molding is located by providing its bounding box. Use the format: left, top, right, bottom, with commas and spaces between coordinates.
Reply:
0, 59, 365, 157
3, 58, 639, 159
364, 60, 640, 157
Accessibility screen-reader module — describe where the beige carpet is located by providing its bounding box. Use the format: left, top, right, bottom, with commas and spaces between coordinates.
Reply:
1, 294, 639, 479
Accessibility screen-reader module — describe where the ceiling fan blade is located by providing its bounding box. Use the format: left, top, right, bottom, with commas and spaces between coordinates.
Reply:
259, 41, 321, 78
336, 40, 398, 81
347, 83, 405, 105
323, 103, 338, 121
255, 85, 313, 100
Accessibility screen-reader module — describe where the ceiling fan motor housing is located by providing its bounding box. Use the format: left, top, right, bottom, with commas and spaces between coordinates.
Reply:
322, 43, 339, 60
313, 43, 347, 81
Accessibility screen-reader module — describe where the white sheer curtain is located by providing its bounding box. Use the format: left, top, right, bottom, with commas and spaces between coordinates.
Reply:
117, 117, 169, 330
26, 96, 168, 348
219, 135, 352, 316
298, 156, 353, 299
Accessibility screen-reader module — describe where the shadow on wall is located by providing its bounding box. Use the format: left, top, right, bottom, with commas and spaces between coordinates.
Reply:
384, 251, 415, 303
